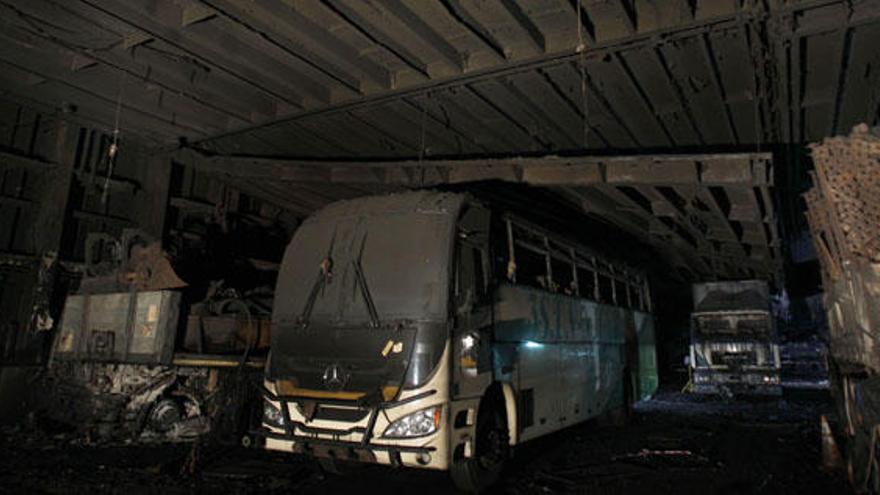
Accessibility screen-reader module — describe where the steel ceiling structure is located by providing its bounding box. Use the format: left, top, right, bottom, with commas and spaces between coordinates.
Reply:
0, 0, 876, 152
1, 0, 877, 282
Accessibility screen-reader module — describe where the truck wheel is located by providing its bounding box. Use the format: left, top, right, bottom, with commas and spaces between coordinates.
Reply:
450, 401, 510, 493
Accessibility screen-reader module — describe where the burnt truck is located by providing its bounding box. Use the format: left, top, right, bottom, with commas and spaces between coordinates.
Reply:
804, 126, 880, 490
689, 280, 782, 395
44, 231, 269, 444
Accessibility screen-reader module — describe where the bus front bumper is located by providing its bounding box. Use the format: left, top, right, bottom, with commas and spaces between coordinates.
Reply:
692, 368, 782, 395
251, 427, 440, 468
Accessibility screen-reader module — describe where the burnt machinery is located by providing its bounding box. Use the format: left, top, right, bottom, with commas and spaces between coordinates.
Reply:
689, 280, 781, 395
44, 229, 269, 444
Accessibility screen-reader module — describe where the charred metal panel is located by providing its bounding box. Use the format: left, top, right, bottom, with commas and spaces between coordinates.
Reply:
55, 291, 180, 365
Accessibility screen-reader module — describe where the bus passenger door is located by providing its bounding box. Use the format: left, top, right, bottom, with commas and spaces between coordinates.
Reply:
451, 206, 493, 400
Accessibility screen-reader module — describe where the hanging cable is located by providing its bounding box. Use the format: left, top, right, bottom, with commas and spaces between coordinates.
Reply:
418, 96, 428, 185
101, 73, 125, 204
576, 0, 589, 148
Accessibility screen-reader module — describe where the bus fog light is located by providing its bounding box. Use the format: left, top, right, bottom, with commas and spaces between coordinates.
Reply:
263, 400, 285, 429
382, 406, 442, 438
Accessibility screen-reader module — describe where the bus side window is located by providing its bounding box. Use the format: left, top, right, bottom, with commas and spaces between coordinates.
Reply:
598, 274, 614, 303
577, 266, 596, 300
514, 243, 547, 290
550, 255, 574, 295
614, 280, 629, 307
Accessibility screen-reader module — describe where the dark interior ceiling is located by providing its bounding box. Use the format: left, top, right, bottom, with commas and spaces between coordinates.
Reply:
0, 0, 877, 283
1, 0, 877, 153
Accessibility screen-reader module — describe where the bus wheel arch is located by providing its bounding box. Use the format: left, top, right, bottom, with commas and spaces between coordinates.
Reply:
499, 382, 518, 446
450, 383, 512, 492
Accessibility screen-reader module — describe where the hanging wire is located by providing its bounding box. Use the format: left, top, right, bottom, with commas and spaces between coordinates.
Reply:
418, 96, 428, 186
101, 73, 125, 204
576, 0, 589, 148
418, 98, 427, 163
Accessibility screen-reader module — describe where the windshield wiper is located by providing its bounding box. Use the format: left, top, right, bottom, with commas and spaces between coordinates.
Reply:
353, 234, 380, 328
298, 269, 326, 328
298, 228, 337, 328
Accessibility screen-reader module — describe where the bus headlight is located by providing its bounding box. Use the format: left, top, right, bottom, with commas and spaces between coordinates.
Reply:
263, 400, 285, 429
382, 406, 442, 438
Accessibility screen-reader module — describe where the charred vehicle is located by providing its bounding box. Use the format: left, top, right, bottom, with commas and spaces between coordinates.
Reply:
805, 125, 880, 491
689, 280, 781, 395
256, 191, 658, 492
45, 230, 268, 444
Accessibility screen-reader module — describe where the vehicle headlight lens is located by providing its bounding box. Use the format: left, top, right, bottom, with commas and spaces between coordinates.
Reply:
382, 406, 442, 438
263, 400, 285, 429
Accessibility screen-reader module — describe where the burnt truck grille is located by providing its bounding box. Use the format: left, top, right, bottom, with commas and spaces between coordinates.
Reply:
711, 350, 758, 367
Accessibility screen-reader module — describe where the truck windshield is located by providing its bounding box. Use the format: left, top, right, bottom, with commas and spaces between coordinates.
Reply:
695, 313, 771, 339
274, 212, 452, 326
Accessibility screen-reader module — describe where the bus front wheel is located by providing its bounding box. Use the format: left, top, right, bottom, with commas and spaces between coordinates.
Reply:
450, 399, 510, 493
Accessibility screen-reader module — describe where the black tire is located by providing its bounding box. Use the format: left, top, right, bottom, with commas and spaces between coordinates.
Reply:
450, 399, 510, 493
317, 457, 342, 475
604, 369, 634, 427
316, 456, 368, 476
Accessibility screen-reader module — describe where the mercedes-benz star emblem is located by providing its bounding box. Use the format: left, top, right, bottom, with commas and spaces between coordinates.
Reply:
322, 363, 349, 391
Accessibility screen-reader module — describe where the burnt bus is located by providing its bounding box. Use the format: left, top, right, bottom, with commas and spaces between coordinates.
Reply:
689, 280, 781, 395
257, 191, 658, 492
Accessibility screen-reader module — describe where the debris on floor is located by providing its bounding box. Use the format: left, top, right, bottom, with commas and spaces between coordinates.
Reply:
0, 387, 853, 494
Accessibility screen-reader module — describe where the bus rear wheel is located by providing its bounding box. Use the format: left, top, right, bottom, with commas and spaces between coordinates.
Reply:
450, 401, 510, 493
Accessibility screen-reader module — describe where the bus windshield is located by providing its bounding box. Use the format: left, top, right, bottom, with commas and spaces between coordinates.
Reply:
274, 212, 452, 327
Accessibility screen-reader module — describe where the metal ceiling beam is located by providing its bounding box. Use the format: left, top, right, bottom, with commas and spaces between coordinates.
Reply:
201, 0, 391, 92
0, 27, 228, 136
829, 26, 852, 137
320, 0, 431, 79
653, 45, 705, 145
441, 0, 509, 61
76, 0, 312, 108
0, 58, 190, 141
0, 149, 58, 172
499, 0, 546, 53
379, 0, 466, 73
590, 183, 715, 276
0, 0, 272, 124
190, 1, 814, 148
612, 52, 675, 147
176, 149, 773, 187
700, 33, 740, 145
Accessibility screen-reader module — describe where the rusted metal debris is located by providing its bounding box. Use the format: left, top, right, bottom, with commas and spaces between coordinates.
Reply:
805, 124, 880, 373
805, 124, 880, 490
806, 124, 880, 270
78, 229, 186, 294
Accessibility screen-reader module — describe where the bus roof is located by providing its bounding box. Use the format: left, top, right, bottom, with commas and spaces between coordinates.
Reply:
304, 190, 467, 224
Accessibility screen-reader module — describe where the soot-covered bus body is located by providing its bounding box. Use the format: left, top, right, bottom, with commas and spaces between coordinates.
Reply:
257, 191, 658, 491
